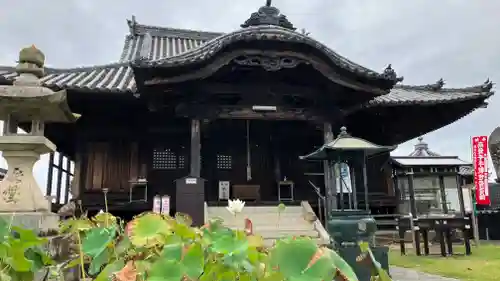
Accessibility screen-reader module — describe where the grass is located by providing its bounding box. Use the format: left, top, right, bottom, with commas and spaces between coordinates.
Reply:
388, 243, 500, 281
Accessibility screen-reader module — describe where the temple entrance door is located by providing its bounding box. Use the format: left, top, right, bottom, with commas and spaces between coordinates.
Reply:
249, 120, 274, 202
148, 134, 189, 214
201, 120, 246, 202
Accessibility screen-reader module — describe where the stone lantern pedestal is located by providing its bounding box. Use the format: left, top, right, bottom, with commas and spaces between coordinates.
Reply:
0, 136, 60, 233
0, 136, 55, 211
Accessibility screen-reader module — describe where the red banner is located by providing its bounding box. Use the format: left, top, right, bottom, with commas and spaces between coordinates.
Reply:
472, 136, 490, 205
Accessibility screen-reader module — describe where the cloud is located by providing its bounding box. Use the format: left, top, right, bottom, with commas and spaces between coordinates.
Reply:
0, 0, 499, 185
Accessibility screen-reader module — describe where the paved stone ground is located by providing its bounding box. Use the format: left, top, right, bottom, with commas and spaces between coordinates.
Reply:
390, 266, 460, 281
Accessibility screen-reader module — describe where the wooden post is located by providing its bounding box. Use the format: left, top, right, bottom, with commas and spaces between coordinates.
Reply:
55, 153, 64, 204
323, 123, 335, 214
45, 152, 55, 197
190, 119, 201, 177
64, 157, 71, 203
407, 168, 421, 255
438, 175, 449, 213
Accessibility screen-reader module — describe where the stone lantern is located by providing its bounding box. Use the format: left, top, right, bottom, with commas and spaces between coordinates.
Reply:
0, 46, 79, 232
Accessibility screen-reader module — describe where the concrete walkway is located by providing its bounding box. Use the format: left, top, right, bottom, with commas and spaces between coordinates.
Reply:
391, 266, 460, 281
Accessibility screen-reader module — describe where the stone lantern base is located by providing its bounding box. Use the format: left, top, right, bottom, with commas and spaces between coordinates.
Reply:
0, 135, 59, 233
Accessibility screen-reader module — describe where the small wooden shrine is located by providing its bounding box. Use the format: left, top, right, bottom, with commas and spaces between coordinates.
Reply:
392, 137, 472, 256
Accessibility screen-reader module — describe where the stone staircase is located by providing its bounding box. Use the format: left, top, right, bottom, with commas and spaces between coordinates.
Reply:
205, 201, 330, 246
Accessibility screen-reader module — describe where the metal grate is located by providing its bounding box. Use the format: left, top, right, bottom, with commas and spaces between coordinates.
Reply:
152, 148, 178, 170
216, 154, 232, 170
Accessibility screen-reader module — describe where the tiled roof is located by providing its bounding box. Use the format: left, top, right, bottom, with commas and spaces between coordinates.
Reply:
132, 25, 402, 88
0, 20, 494, 104
368, 81, 493, 106
391, 156, 470, 167
120, 19, 223, 62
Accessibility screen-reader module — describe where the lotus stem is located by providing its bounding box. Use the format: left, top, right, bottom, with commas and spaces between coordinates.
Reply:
103, 188, 109, 227
76, 231, 87, 279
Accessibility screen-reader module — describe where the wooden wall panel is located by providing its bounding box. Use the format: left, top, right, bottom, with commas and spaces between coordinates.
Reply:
84, 141, 142, 192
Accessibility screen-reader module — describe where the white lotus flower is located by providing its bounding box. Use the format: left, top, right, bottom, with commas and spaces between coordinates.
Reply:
98, 210, 104, 215
226, 199, 245, 215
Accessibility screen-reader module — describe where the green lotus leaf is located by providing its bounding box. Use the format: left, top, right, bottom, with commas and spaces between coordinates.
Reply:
126, 213, 171, 248
269, 238, 317, 276
88, 249, 110, 275
269, 237, 337, 281
211, 231, 248, 255
329, 248, 359, 281
82, 226, 116, 258
160, 242, 183, 261
147, 259, 182, 281
182, 243, 204, 279
5, 240, 33, 272
0, 218, 9, 243
115, 235, 132, 256
94, 259, 125, 281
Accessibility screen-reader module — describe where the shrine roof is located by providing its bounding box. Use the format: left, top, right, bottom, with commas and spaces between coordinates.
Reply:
0, 2, 494, 106
391, 137, 472, 167
0, 66, 493, 107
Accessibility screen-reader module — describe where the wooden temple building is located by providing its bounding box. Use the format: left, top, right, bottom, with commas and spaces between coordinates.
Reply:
0, 2, 494, 219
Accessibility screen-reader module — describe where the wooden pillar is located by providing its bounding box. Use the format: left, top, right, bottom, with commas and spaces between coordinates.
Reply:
55, 153, 64, 204
78, 143, 88, 204
71, 150, 82, 199
455, 174, 466, 216
64, 157, 71, 203
438, 175, 449, 214
190, 119, 201, 177
45, 152, 55, 196
323, 123, 336, 213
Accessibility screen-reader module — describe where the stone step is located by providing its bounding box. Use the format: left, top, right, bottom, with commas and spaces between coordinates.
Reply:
224, 224, 315, 231
262, 237, 325, 247
255, 229, 319, 239
207, 206, 303, 214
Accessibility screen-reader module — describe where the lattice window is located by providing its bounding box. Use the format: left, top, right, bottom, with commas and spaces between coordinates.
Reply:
216, 155, 232, 170
152, 148, 177, 170
178, 155, 185, 169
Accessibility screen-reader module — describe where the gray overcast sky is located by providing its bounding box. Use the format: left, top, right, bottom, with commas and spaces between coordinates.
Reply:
0, 0, 499, 190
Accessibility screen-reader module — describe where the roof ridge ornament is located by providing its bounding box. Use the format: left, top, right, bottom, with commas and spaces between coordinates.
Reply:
382, 64, 404, 83
241, 0, 296, 30
482, 78, 494, 91
338, 126, 351, 138
127, 15, 138, 36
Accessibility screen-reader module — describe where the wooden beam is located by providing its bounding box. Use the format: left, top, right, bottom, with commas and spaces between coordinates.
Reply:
192, 82, 320, 96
